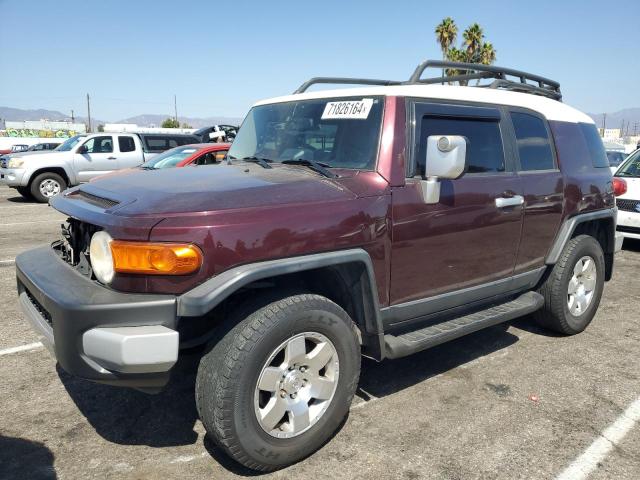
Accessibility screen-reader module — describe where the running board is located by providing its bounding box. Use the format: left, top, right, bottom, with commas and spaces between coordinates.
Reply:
384, 291, 544, 359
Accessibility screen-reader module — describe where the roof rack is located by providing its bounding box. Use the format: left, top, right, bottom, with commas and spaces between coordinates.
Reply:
293, 60, 562, 101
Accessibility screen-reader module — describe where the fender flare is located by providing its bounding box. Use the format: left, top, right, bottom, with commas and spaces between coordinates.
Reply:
545, 207, 617, 264
177, 248, 385, 358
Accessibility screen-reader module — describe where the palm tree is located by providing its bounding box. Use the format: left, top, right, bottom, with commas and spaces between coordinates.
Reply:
476, 42, 497, 85
435, 17, 458, 82
462, 23, 484, 63
445, 47, 468, 83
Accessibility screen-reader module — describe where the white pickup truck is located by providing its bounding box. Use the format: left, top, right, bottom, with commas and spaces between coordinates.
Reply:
0, 132, 198, 202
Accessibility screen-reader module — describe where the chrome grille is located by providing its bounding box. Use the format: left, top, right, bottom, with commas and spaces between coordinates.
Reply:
617, 199, 640, 212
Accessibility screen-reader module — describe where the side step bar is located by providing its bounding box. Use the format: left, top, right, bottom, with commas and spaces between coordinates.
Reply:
384, 291, 544, 359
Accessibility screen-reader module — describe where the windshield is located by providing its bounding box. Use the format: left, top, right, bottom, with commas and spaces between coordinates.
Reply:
615, 150, 640, 177
228, 96, 384, 170
143, 146, 200, 169
56, 135, 86, 151
606, 151, 627, 168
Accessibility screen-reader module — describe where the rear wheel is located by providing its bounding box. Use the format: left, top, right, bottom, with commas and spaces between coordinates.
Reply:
534, 235, 605, 334
196, 294, 361, 471
30, 172, 67, 203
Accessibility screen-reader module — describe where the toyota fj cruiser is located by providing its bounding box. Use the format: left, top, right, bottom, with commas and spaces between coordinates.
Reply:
16, 61, 623, 471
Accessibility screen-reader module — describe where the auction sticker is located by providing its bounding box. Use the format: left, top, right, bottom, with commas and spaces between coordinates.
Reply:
322, 99, 373, 120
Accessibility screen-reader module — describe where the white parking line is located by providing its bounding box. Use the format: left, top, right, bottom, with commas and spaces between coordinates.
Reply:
555, 395, 640, 480
0, 342, 43, 356
0, 259, 15, 266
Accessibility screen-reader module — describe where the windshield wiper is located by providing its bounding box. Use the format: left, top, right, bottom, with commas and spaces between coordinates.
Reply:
281, 158, 337, 178
228, 155, 273, 169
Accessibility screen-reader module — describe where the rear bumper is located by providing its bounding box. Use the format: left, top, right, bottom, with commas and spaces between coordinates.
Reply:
16, 246, 178, 390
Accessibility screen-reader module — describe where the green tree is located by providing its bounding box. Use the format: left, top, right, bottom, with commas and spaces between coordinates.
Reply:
180, 122, 192, 129
435, 18, 497, 84
97, 124, 104, 132
161, 118, 180, 128
435, 17, 458, 80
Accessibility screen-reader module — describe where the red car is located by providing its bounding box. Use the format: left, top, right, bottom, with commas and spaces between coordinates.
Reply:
141, 142, 231, 169
91, 143, 231, 182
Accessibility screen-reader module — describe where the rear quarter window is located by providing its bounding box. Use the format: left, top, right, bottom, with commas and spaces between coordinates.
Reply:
510, 112, 555, 171
579, 123, 609, 168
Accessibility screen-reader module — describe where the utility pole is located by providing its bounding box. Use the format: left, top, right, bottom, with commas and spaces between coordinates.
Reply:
174, 94, 178, 124
86, 93, 92, 133
602, 113, 606, 132
71, 109, 75, 123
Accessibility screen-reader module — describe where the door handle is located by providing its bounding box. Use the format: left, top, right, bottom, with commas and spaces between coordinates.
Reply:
495, 195, 524, 208
107, 156, 117, 160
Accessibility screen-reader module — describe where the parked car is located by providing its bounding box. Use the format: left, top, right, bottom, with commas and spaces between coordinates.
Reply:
0, 141, 64, 163
606, 149, 628, 173
92, 143, 231, 181
0, 132, 199, 202
613, 149, 640, 242
194, 125, 238, 143
0, 144, 29, 155
15, 61, 622, 471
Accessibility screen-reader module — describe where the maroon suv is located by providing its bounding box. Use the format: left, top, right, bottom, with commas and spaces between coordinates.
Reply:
16, 61, 622, 471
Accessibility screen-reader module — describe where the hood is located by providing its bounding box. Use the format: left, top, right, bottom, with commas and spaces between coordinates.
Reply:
73, 163, 362, 216
12, 150, 68, 163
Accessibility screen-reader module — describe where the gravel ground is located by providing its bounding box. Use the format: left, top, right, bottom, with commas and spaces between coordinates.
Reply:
0, 184, 638, 480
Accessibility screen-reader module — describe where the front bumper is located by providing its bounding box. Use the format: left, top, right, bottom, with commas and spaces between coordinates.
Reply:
0, 167, 27, 186
617, 209, 640, 241
16, 246, 178, 389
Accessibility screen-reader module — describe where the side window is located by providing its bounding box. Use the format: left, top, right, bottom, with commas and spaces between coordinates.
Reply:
168, 139, 179, 148
82, 136, 113, 153
145, 138, 167, 152
419, 116, 505, 174
511, 112, 555, 171
118, 136, 136, 153
579, 123, 609, 168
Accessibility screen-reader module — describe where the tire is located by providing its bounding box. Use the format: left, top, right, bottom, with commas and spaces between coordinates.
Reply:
534, 235, 605, 335
30, 172, 66, 203
16, 186, 33, 199
196, 293, 361, 471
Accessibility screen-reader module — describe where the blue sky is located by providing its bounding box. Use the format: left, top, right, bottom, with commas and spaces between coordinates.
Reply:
0, 0, 637, 121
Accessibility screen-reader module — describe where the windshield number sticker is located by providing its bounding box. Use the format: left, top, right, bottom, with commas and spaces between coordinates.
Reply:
322, 99, 373, 120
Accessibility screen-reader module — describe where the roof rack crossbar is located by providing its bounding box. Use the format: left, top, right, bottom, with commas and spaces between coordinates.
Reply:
294, 77, 402, 94
482, 79, 563, 101
415, 71, 495, 85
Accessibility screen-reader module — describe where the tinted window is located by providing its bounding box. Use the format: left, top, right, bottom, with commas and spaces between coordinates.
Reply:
419, 116, 505, 174
606, 151, 626, 167
118, 136, 136, 153
616, 150, 640, 177
579, 124, 609, 168
511, 112, 555, 171
82, 136, 113, 153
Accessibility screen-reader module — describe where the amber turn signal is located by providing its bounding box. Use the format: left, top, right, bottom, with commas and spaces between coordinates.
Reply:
110, 241, 203, 275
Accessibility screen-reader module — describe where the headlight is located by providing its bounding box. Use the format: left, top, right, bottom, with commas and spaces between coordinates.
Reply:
90, 231, 115, 284
7, 157, 25, 168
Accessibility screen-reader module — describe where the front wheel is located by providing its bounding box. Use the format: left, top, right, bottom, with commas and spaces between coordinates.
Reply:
30, 172, 67, 203
16, 186, 33, 200
196, 294, 361, 471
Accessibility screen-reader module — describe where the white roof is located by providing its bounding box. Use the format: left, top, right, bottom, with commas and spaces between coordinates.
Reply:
254, 84, 593, 124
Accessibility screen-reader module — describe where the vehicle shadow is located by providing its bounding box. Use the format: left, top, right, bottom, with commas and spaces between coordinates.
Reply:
622, 238, 640, 252
57, 323, 521, 475
57, 353, 201, 448
0, 435, 57, 479
6, 194, 36, 204
357, 323, 520, 398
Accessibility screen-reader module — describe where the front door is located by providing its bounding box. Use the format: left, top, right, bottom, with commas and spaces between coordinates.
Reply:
390, 101, 523, 307
73, 135, 117, 182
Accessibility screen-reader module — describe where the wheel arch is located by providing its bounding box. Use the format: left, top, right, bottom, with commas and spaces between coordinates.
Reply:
545, 208, 616, 280
28, 167, 71, 187
177, 249, 386, 359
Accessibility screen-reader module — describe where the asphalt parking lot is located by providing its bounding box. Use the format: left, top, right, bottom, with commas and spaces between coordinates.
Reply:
0, 184, 639, 480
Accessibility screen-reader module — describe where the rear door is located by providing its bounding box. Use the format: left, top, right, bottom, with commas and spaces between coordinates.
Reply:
73, 135, 117, 182
390, 101, 524, 307
117, 135, 142, 168
507, 109, 563, 274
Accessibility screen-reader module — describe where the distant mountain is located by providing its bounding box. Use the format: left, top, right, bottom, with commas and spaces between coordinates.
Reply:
588, 108, 640, 133
0, 106, 241, 130
117, 114, 243, 129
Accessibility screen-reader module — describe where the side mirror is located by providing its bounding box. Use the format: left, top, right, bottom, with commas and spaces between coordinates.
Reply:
77, 145, 88, 154
421, 135, 467, 204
